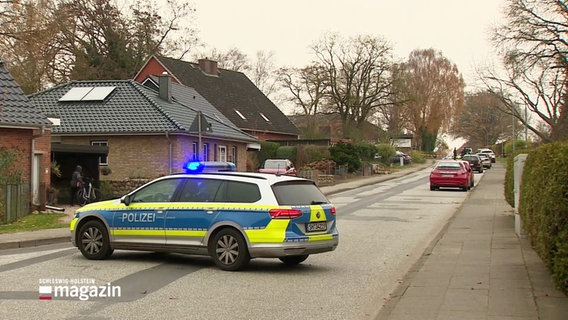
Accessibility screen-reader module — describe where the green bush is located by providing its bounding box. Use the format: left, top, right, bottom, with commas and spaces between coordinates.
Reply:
375, 144, 396, 165
295, 145, 330, 168
276, 146, 297, 163
0, 147, 22, 184
408, 150, 426, 164
504, 139, 529, 156
258, 141, 280, 164
355, 142, 379, 161
98, 181, 114, 200
504, 147, 531, 208
329, 141, 360, 173
519, 141, 568, 294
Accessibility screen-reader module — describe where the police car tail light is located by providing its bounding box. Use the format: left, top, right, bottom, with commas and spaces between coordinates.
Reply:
269, 209, 302, 219
330, 207, 336, 216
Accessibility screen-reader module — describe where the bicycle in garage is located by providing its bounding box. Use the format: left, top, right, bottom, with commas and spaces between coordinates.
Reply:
76, 177, 98, 206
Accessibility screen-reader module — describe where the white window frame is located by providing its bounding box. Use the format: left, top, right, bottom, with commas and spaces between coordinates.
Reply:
218, 145, 227, 162
91, 141, 108, 165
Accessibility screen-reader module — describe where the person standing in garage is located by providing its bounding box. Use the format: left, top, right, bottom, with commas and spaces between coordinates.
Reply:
70, 165, 83, 206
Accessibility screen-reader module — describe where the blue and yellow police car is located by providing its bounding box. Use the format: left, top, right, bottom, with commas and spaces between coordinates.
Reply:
70, 163, 339, 271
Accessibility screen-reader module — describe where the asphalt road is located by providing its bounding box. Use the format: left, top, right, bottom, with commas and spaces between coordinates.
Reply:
0, 166, 480, 320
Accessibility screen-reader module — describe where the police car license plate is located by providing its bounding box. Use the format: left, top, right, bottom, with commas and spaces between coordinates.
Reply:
306, 222, 327, 232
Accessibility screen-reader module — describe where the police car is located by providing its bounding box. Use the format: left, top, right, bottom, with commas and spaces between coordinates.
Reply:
70, 163, 339, 271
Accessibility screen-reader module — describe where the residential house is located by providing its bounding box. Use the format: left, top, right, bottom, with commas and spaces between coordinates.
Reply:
29, 75, 259, 196
0, 60, 52, 214
134, 56, 299, 141
288, 112, 385, 142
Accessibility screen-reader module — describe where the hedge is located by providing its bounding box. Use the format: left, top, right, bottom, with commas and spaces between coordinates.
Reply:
518, 141, 568, 294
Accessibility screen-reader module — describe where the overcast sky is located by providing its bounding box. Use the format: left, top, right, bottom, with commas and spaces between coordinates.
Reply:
193, 0, 507, 89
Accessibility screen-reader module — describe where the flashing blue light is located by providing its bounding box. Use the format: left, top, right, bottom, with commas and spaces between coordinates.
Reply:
185, 161, 204, 173
183, 161, 236, 173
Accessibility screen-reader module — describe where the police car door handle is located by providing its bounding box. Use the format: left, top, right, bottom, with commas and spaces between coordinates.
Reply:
206, 210, 214, 214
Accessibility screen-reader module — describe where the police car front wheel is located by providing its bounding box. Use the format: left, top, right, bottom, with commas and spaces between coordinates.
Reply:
78, 220, 114, 260
210, 228, 250, 271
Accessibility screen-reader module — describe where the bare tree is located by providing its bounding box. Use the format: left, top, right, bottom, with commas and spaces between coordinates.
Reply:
251, 50, 278, 97
397, 49, 465, 151
311, 33, 395, 139
0, 0, 198, 90
196, 46, 251, 71
278, 64, 327, 137
452, 90, 518, 148
483, 0, 568, 142
0, 0, 60, 93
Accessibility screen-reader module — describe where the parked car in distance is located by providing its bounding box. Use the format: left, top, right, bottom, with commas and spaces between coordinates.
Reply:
429, 160, 471, 191
392, 151, 412, 165
461, 154, 484, 173
258, 159, 297, 175
476, 148, 496, 163
476, 153, 492, 169
459, 160, 475, 189
70, 170, 338, 271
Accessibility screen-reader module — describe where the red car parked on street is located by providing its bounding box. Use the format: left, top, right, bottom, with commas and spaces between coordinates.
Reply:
430, 160, 471, 191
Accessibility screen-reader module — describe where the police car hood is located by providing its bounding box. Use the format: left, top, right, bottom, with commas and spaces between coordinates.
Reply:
76, 199, 122, 212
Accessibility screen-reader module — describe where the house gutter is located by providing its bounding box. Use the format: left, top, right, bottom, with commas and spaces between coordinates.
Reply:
31, 125, 47, 207
165, 131, 172, 174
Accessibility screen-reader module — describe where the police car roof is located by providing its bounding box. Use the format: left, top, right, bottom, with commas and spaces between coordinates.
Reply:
168, 171, 310, 183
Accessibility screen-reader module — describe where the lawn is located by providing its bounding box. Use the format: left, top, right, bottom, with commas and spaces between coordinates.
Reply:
0, 213, 67, 234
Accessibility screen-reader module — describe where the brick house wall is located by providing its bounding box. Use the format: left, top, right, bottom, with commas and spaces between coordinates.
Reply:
0, 127, 51, 208
58, 134, 250, 181
0, 128, 51, 186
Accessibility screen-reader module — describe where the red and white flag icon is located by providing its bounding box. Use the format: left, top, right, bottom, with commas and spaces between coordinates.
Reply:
39, 286, 52, 300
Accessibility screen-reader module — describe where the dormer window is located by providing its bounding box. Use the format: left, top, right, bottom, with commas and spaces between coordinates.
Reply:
234, 109, 247, 120
259, 112, 270, 122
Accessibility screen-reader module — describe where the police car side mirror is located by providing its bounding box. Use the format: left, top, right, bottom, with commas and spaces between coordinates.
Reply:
121, 195, 131, 206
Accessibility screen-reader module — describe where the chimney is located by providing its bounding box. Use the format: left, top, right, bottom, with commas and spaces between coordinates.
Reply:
198, 58, 219, 76
158, 72, 172, 102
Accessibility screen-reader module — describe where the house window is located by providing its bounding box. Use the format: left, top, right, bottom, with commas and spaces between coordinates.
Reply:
218, 145, 227, 162
203, 143, 209, 161
91, 141, 108, 165
234, 109, 247, 120
259, 112, 270, 122
192, 142, 198, 161
229, 146, 237, 165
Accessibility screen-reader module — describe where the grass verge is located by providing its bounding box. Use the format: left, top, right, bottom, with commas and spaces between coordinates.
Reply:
0, 213, 67, 234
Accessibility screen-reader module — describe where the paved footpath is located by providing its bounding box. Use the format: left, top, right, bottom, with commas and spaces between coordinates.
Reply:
375, 163, 568, 320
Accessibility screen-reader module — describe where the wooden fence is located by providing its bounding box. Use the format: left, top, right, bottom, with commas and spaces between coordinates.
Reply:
0, 183, 30, 224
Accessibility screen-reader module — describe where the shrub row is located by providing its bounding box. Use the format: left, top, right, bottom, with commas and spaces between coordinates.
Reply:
507, 141, 568, 294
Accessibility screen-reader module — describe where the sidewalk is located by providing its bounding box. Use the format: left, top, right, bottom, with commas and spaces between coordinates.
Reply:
375, 163, 568, 320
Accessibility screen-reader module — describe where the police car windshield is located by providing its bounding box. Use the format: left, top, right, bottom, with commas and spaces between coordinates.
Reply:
272, 181, 329, 206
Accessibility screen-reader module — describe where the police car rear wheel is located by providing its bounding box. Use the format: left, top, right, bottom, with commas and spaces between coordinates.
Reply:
279, 255, 309, 265
78, 220, 113, 260
210, 228, 250, 271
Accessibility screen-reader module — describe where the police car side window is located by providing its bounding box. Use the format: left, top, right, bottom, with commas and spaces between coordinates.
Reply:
177, 178, 223, 202
221, 181, 261, 203
131, 178, 182, 203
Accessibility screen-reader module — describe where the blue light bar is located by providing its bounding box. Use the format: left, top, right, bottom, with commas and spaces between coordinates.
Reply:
184, 161, 236, 173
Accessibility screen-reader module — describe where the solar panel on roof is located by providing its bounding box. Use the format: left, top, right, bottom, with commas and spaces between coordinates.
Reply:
58, 86, 116, 102
59, 87, 93, 101
82, 86, 116, 101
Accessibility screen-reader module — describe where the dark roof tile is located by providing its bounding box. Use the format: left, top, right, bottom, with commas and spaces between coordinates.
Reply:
0, 61, 52, 127
29, 80, 258, 143
155, 56, 299, 137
